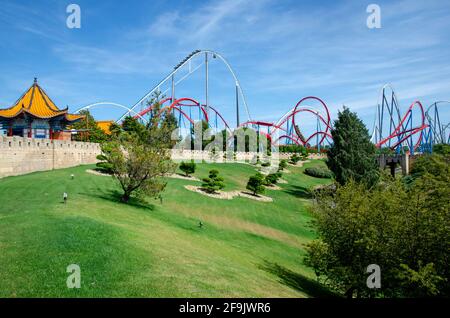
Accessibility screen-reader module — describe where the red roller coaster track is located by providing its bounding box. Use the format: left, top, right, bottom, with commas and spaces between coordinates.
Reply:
128, 90, 437, 153
375, 100, 428, 151
133, 97, 232, 131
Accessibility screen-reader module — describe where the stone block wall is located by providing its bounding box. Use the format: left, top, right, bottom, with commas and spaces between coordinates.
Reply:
169, 149, 326, 162
0, 137, 326, 179
0, 136, 101, 178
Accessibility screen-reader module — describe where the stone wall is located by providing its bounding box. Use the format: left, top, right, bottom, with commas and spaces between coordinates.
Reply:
169, 149, 326, 162
0, 136, 101, 178
0, 137, 327, 179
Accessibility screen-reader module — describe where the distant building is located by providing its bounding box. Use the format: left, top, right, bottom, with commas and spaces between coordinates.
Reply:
0, 78, 84, 140
96, 120, 114, 135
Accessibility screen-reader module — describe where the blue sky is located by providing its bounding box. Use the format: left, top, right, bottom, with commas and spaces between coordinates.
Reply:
0, 0, 449, 134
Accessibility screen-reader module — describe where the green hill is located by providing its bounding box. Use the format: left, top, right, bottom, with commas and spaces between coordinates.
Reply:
0, 160, 333, 297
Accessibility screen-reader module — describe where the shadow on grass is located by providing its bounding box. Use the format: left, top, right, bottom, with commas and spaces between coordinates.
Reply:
260, 261, 338, 298
80, 189, 208, 233
79, 189, 155, 211
283, 185, 313, 199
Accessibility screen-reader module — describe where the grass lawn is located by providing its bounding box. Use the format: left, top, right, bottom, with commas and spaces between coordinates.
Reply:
0, 159, 333, 297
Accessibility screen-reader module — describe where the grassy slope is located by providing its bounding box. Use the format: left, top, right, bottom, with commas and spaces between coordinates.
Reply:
0, 160, 332, 297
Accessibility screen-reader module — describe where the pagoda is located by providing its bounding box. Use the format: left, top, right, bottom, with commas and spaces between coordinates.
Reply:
0, 78, 84, 140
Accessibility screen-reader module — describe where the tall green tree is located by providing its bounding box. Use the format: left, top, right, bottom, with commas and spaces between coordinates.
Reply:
101, 131, 175, 203
71, 109, 109, 143
122, 116, 146, 137
326, 107, 379, 187
145, 92, 178, 149
100, 97, 177, 202
432, 143, 450, 156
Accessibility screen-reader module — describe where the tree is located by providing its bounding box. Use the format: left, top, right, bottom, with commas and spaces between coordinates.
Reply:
264, 173, 281, 185
433, 143, 450, 156
100, 102, 178, 203
409, 153, 449, 181
109, 122, 123, 137
101, 132, 175, 202
189, 120, 213, 150
122, 116, 146, 137
305, 159, 450, 298
290, 154, 301, 164
279, 144, 307, 154
232, 126, 255, 152
201, 170, 225, 193
179, 161, 196, 177
326, 107, 379, 187
246, 173, 265, 196
146, 93, 179, 149
278, 159, 288, 171
71, 109, 109, 143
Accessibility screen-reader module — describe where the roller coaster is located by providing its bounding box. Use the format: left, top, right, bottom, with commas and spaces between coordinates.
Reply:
370, 84, 449, 154
74, 50, 449, 153
239, 96, 332, 151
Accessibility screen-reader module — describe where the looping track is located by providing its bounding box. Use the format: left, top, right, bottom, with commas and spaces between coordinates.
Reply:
240, 96, 333, 149
371, 84, 448, 154
74, 51, 448, 153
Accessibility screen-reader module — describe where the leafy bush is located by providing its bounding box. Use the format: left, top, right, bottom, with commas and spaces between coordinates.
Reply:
376, 147, 395, 155
179, 161, 196, 177
265, 173, 281, 185
278, 159, 288, 171
279, 144, 307, 153
246, 173, 265, 195
305, 156, 450, 297
433, 143, 450, 156
290, 154, 301, 164
304, 167, 333, 179
96, 162, 114, 174
95, 154, 113, 174
201, 170, 225, 193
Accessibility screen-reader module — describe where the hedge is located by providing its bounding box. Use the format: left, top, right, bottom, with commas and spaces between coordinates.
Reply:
304, 167, 333, 179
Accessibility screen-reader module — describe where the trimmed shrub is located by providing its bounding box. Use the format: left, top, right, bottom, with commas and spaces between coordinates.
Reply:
201, 170, 225, 193
246, 173, 265, 196
265, 173, 281, 185
179, 161, 196, 177
304, 167, 333, 179
290, 154, 301, 164
278, 159, 288, 171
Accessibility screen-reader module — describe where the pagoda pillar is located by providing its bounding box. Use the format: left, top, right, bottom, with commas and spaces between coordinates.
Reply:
28, 121, 32, 138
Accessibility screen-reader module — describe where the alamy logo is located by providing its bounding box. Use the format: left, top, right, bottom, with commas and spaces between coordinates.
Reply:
366, 4, 381, 29
366, 264, 381, 289
66, 264, 81, 288
66, 4, 81, 29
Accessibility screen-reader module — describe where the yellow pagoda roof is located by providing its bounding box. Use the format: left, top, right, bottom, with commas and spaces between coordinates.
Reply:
96, 120, 114, 135
0, 78, 84, 122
